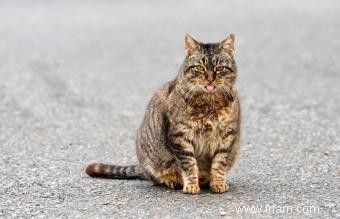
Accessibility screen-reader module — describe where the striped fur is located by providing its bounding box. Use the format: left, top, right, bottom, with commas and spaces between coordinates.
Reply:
86, 163, 142, 179
86, 33, 240, 194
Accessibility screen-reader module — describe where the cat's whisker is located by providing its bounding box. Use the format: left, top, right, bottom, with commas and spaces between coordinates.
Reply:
185, 84, 198, 100
220, 84, 234, 101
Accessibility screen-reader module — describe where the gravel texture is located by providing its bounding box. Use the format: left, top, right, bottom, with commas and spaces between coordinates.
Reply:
0, 0, 339, 218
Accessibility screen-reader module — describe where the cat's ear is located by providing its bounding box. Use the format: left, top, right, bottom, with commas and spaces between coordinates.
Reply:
219, 33, 235, 54
184, 34, 200, 57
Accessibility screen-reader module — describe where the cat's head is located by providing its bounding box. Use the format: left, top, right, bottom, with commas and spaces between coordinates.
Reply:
178, 34, 237, 100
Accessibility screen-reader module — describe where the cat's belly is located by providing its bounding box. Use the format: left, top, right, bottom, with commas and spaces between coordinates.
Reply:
190, 121, 224, 184
197, 156, 212, 185
191, 121, 222, 159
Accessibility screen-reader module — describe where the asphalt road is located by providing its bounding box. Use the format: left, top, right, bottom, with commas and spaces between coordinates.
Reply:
0, 0, 339, 218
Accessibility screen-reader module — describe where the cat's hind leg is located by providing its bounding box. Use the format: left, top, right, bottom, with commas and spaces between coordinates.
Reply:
158, 168, 182, 190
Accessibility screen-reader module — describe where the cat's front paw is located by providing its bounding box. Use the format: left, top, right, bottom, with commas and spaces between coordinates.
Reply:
210, 181, 228, 193
183, 183, 200, 194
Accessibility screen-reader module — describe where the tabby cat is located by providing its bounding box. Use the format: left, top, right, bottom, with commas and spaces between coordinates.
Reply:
86, 33, 240, 194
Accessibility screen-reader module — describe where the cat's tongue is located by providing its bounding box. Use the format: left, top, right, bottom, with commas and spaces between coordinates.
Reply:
206, 85, 215, 92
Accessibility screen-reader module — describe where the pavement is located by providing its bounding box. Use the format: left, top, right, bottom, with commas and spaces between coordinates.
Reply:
0, 0, 339, 218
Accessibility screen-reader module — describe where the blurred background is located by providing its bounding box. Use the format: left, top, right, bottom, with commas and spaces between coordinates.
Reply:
0, 0, 339, 218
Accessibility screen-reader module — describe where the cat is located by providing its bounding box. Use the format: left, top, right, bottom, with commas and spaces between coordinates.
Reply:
86, 33, 240, 194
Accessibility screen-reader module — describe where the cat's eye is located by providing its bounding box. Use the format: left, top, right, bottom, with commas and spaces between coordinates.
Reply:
218, 72, 227, 76
215, 66, 225, 72
195, 65, 205, 72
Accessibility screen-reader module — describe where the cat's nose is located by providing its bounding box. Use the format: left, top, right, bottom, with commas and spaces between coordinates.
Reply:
205, 70, 215, 83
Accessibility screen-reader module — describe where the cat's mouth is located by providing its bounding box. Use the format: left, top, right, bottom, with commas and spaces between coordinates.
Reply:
205, 85, 216, 93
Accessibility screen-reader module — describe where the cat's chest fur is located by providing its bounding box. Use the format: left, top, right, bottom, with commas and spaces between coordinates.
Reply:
186, 106, 234, 159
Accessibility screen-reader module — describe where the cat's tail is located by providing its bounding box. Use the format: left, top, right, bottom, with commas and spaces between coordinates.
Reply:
85, 162, 143, 179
